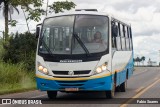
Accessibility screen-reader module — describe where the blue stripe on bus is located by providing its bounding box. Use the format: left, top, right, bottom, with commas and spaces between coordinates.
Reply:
116, 56, 134, 86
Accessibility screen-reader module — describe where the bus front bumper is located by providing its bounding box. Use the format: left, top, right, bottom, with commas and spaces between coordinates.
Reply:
36, 75, 113, 91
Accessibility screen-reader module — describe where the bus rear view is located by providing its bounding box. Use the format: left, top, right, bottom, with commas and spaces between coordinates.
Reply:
35, 10, 134, 99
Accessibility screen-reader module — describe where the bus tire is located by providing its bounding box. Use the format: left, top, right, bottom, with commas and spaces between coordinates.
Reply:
105, 81, 115, 99
115, 86, 121, 92
47, 91, 57, 99
120, 81, 126, 92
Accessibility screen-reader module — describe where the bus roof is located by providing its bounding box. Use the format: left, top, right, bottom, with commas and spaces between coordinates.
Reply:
45, 10, 131, 26
46, 11, 109, 18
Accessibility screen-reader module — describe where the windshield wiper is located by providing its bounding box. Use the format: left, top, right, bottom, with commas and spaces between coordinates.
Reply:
39, 29, 54, 56
73, 33, 90, 56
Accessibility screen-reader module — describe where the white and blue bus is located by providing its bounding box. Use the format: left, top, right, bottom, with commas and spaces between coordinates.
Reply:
35, 9, 134, 99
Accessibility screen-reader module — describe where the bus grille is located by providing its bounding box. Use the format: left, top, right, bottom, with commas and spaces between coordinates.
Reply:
52, 70, 91, 75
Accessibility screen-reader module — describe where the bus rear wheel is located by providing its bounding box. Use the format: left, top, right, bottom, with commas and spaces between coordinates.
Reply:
105, 82, 115, 99
120, 81, 127, 92
47, 91, 57, 99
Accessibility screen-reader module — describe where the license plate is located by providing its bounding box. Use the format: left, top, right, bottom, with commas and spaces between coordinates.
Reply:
65, 88, 79, 91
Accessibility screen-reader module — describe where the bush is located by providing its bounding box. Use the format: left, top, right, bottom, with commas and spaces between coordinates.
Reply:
0, 61, 36, 94
2, 32, 37, 71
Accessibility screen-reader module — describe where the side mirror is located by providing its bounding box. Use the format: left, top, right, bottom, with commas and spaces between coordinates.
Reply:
36, 24, 42, 38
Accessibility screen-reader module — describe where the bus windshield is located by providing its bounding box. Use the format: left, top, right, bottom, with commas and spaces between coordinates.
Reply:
39, 15, 109, 55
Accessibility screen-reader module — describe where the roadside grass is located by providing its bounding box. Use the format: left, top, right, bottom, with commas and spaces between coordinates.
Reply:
0, 61, 36, 95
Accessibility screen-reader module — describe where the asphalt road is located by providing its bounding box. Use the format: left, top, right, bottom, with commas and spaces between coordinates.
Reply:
0, 67, 160, 107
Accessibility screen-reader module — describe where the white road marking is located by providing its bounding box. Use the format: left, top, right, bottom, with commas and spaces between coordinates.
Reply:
135, 86, 144, 93
120, 78, 160, 107
154, 77, 158, 80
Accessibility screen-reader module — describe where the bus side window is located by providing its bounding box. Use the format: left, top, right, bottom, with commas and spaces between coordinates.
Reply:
129, 27, 133, 50
116, 22, 122, 51
123, 25, 127, 50
125, 26, 130, 50
120, 24, 126, 51
124, 26, 129, 50
111, 21, 118, 49
126, 27, 130, 50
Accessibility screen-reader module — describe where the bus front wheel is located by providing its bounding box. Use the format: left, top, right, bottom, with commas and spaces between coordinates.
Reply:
105, 82, 115, 99
47, 91, 57, 99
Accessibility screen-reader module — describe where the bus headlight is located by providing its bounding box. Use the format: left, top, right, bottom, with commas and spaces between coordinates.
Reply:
38, 63, 49, 75
102, 64, 107, 71
38, 65, 43, 71
95, 63, 108, 74
96, 67, 102, 73
42, 68, 48, 74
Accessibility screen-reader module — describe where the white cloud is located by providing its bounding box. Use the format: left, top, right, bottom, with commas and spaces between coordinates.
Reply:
133, 33, 160, 64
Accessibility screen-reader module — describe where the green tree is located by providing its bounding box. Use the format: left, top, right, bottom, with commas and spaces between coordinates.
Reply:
0, 0, 19, 41
0, 0, 76, 41
49, 1, 76, 13
141, 56, 145, 66
1, 0, 76, 71
3, 32, 37, 70
135, 57, 141, 66
0, 0, 43, 41
133, 58, 136, 65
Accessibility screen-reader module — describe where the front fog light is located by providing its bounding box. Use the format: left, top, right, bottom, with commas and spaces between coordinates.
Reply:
96, 67, 102, 73
43, 68, 48, 74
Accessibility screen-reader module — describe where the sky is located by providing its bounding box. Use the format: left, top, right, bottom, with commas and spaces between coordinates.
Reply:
0, 0, 160, 65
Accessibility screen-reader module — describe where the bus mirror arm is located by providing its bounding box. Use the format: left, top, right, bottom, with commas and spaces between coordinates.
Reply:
104, 62, 110, 72
107, 69, 111, 72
